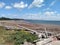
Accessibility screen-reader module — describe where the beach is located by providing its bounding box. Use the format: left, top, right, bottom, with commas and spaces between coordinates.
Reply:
0, 20, 60, 34
0, 20, 60, 45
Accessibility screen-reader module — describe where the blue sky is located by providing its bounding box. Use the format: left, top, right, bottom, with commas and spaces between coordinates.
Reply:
0, 0, 60, 20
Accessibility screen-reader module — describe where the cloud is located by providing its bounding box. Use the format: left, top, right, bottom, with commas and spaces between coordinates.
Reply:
5, 6, 12, 9
0, 2, 5, 8
28, 0, 44, 8
13, 1, 28, 9
21, 11, 60, 20
22, 13, 41, 20
41, 11, 60, 20
44, 0, 57, 11
50, 0, 57, 7
44, 11, 57, 16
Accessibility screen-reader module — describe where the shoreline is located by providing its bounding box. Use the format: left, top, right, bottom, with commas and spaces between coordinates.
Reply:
0, 20, 60, 33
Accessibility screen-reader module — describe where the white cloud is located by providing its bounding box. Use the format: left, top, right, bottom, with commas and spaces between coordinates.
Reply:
13, 1, 28, 9
28, 0, 44, 8
21, 11, 60, 20
50, 0, 57, 7
5, 6, 12, 9
44, 0, 57, 11
42, 11, 60, 20
44, 11, 57, 16
22, 13, 41, 20
0, 2, 5, 8
0, 14, 19, 18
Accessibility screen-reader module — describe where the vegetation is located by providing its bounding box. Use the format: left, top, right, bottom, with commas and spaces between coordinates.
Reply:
6, 30, 38, 45
0, 17, 24, 20
0, 26, 16, 45
0, 26, 38, 45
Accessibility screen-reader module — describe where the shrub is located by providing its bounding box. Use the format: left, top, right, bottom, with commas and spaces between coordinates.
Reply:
6, 30, 38, 45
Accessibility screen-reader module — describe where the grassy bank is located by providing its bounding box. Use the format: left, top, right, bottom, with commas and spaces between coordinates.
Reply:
0, 26, 38, 45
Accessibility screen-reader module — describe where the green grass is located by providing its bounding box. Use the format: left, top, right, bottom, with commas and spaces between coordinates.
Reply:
0, 26, 16, 45
0, 26, 38, 45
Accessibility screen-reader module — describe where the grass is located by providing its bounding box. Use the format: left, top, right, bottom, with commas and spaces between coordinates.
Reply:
0, 26, 16, 45
0, 26, 38, 45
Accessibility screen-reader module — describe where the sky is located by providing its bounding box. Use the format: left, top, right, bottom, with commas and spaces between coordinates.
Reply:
0, 0, 60, 20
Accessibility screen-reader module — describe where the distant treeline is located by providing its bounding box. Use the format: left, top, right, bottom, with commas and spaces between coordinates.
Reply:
0, 17, 24, 20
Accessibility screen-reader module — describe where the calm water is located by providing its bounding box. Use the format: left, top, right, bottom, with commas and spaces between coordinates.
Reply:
25, 20, 60, 25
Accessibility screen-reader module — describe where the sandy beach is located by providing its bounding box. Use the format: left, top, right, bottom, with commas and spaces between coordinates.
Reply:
0, 20, 60, 34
